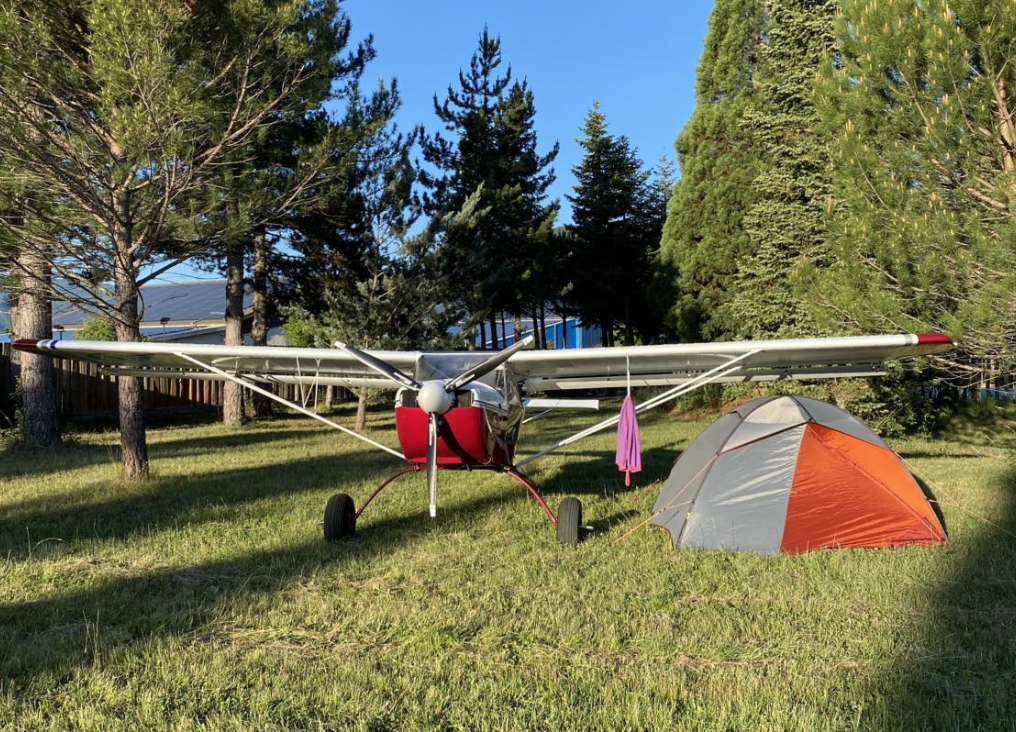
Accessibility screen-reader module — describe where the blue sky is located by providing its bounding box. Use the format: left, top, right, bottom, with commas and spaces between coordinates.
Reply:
343, 0, 712, 224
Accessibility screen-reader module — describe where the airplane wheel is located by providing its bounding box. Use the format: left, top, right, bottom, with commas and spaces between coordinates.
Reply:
556, 497, 582, 545
324, 493, 356, 541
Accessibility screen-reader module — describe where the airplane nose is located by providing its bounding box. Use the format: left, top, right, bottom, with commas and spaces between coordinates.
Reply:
417, 380, 454, 415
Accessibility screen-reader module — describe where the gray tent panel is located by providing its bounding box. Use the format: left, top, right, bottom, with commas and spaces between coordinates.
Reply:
722, 397, 810, 452
651, 412, 742, 514
679, 425, 806, 554
730, 395, 780, 418
792, 396, 889, 449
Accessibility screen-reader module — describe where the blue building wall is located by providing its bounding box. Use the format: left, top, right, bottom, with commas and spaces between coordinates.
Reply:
470, 317, 601, 350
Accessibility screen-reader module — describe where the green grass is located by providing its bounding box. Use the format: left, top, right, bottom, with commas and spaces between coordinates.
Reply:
1, 403, 1015, 731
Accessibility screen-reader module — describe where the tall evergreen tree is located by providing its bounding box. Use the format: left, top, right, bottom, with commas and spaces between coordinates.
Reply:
658, 0, 764, 341
491, 79, 560, 344
809, 0, 1016, 376
284, 82, 479, 428
200, 2, 370, 427
0, 0, 348, 478
420, 28, 558, 347
729, 0, 836, 339
567, 104, 660, 346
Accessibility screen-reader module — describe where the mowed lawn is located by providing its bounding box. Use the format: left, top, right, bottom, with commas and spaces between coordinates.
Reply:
1, 403, 1014, 731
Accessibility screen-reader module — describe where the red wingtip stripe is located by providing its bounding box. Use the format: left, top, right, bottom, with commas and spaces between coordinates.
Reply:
915, 333, 953, 346
12, 339, 43, 353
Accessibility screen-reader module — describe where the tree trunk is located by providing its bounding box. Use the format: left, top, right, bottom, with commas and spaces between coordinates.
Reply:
477, 320, 486, 350
489, 312, 499, 349
113, 263, 148, 480
514, 313, 522, 345
531, 303, 541, 348
13, 249, 60, 447
538, 303, 548, 350
624, 296, 634, 346
562, 315, 569, 349
600, 317, 610, 347
324, 385, 334, 411
355, 391, 368, 433
222, 242, 245, 426
250, 229, 271, 419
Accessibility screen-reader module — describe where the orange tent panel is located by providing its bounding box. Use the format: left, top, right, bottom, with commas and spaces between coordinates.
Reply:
780, 424, 946, 552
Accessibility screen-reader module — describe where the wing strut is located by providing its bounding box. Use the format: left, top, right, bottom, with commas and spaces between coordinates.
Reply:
514, 350, 760, 469
174, 353, 405, 460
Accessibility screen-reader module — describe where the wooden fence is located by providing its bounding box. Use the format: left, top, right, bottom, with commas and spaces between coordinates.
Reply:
0, 342, 342, 420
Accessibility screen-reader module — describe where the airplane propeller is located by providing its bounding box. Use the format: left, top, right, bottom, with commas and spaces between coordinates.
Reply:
334, 342, 422, 390
335, 336, 536, 519
443, 335, 534, 393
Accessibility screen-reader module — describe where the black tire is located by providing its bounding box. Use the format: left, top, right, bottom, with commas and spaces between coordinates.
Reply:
556, 497, 582, 545
323, 493, 356, 541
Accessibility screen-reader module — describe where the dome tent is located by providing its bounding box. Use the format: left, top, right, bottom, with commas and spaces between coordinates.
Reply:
649, 396, 947, 554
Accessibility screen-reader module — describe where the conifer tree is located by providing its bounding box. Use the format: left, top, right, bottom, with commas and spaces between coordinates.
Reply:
810, 0, 1016, 376
203, 4, 370, 427
567, 104, 659, 345
729, 0, 836, 339
0, 0, 351, 478
657, 0, 764, 341
284, 82, 478, 429
421, 28, 557, 346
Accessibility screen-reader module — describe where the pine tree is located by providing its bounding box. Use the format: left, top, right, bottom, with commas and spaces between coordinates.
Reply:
283, 82, 477, 428
567, 104, 658, 346
729, 0, 836, 339
491, 80, 560, 341
639, 156, 676, 340
201, 4, 370, 427
421, 28, 558, 346
810, 0, 1016, 377
0, 0, 346, 478
657, 0, 763, 341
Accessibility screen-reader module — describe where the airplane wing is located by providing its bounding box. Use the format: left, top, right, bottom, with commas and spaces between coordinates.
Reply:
509, 333, 953, 391
14, 332, 953, 393
13, 339, 420, 390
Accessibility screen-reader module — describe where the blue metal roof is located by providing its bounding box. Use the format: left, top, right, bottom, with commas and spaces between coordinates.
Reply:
53, 280, 251, 327
0, 327, 209, 344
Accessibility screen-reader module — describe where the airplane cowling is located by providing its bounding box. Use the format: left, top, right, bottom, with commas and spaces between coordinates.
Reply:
396, 405, 513, 465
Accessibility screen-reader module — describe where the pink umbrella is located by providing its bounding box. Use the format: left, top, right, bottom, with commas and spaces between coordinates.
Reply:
615, 394, 642, 487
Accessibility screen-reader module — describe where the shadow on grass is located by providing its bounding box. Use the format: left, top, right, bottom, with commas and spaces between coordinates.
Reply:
533, 445, 680, 497
0, 425, 363, 481
0, 491, 513, 684
0, 409, 688, 685
525, 446, 681, 539
0, 448, 399, 560
868, 464, 1016, 730
896, 451, 986, 460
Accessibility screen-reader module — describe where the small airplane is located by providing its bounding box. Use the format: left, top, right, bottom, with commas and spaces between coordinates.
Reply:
14, 331, 953, 544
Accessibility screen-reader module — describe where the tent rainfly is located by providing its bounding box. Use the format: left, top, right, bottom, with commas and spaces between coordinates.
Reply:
650, 395, 947, 554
